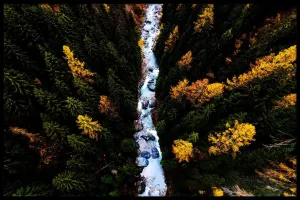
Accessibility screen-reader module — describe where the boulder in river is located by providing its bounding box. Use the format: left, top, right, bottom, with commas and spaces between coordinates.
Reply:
135, 142, 140, 149
141, 134, 155, 141
141, 151, 151, 159
142, 100, 149, 109
148, 68, 153, 72
134, 120, 143, 131
147, 82, 155, 91
136, 157, 149, 167
151, 147, 159, 159
138, 181, 146, 194
149, 100, 155, 108
146, 20, 151, 24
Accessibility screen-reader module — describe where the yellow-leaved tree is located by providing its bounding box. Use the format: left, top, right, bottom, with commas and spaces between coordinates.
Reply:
208, 120, 256, 158
255, 157, 296, 196
138, 39, 145, 49
170, 78, 225, 106
98, 95, 116, 116
164, 26, 179, 52
76, 115, 103, 141
172, 139, 193, 163
63, 45, 95, 83
194, 4, 214, 32
273, 93, 296, 109
177, 51, 192, 70
212, 187, 224, 196
226, 45, 296, 90
170, 79, 189, 100
103, 4, 110, 13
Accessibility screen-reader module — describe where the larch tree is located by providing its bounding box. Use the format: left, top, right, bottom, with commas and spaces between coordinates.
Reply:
255, 158, 296, 196
62, 45, 95, 83
164, 25, 179, 52
172, 139, 194, 163
208, 120, 256, 158
273, 94, 296, 109
194, 4, 214, 32
177, 51, 192, 70
98, 95, 116, 116
76, 114, 103, 141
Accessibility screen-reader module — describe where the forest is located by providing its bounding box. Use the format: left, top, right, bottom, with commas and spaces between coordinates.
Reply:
3, 3, 297, 197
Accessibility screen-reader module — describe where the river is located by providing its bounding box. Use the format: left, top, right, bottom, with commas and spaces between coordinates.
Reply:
133, 4, 167, 197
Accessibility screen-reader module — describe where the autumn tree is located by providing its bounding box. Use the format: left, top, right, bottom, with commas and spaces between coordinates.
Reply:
208, 120, 256, 158
164, 26, 179, 52
62, 45, 94, 83
172, 139, 193, 163
103, 4, 110, 13
138, 39, 144, 49
76, 114, 103, 141
177, 51, 192, 70
211, 187, 224, 196
226, 45, 296, 90
273, 94, 296, 109
170, 79, 189, 100
255, 158, 296, 196
98, 95, 116, 116
194, 4, 214, 32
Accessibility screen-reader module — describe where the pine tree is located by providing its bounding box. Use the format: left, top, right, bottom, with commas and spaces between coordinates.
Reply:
10, 184, 51, 196
67, 134, 93, 153
52, 171, 90, 193
120, 138, 136, 153
33, 88, 62, 115
65, 97, 86, 116
66, 156, 91, 171
42, 121, 69, 142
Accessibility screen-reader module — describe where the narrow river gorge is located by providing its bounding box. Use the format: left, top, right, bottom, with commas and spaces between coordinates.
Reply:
134, 4, 167, 197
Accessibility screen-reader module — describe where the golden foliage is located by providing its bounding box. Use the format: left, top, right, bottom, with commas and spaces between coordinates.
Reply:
194, 4, 214, 32
103, 4, 110, 13
63, 45, 94, 83
138, 39, 145, 49
208, 120, 256, 158
76, 115, 103, 141
256, 158, 296, 196
40, 4, 60, 13
98, 95, 116, 116
9, 127, 42, 144
170, 78, 224, 106
192, 4, 197, 9
226, 45, 296, 90
274, 93, 296, 109
212, 187, 224, 196
170, 79, 189, 100
177, 51, 192, 69
172, 139, 193, 163
164, 26, 179, 52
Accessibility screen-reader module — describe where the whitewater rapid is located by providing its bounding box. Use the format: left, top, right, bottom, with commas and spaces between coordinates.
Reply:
134, 4, 167, 197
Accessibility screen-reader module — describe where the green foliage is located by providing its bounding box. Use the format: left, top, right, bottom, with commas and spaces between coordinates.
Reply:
109, 189, 121, 197
52, 171, 91, 193
101, 174, 113, 185
67, 134, 93, 153
9, 184, 52, 196
161, 160, 177, 171
66, 156, 91, 171
120, 138, 136, 153
65, 97, 86, 116
43, 121, 69, 141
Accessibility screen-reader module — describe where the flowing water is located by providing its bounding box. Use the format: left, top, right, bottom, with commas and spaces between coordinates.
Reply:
134, 4, 167, 197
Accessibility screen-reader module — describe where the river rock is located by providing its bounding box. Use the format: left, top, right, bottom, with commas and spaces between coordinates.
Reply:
147, 81, 155, 91
149, 100, 155, 108
141, 151, 151, 159
141, 134, 155, 141
136, 157, 149, 167
142, 100, 149, 109
151, 147, 159, 159
135, 142, 140, 149
138, 181, 146, 194
146, 20, 151, 24
134, 120, 143, 131
148, 68, 153, 72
